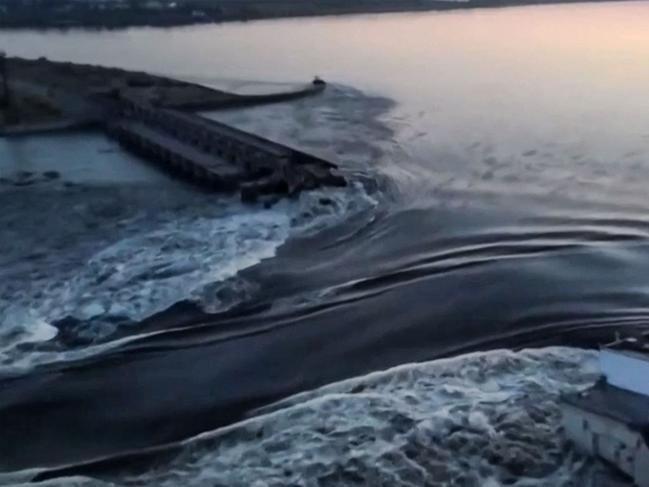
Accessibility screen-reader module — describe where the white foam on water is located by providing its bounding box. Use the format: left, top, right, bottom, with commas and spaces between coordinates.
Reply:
2, 347, 627, 487
0, 308, 59, 366
119, 347, 621, 487
0, 181, 376, 376
0, 200, 289, 371
73, 204, 290, 321
0, 82, 388, 375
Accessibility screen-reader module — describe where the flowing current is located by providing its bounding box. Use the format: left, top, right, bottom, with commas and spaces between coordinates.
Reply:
1, 2, 649, 485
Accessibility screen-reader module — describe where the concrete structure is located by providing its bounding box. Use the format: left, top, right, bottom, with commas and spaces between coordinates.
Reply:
561, 335, 649, 487
0, 51, 9, 108
600, 340, 649, 397
1, 56, 343, 200
2, 56, 326, 134
109, 99, 345, 201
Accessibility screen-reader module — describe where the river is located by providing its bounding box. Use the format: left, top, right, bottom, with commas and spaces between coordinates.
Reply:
0, 2, 648, 485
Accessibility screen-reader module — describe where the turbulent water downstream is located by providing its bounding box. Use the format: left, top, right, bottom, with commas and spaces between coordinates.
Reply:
1, 2, 649, 485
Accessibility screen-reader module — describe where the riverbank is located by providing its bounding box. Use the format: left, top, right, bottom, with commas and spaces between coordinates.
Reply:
1, 56, 342, 202
1, 4, 648, 483
0, 57, 325, 137
0, 0, 637, 29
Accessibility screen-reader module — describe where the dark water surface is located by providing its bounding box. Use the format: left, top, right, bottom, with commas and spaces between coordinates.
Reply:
1, 1, 649, 477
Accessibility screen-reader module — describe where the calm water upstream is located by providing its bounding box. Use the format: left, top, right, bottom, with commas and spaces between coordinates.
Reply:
1, 2, 649, 484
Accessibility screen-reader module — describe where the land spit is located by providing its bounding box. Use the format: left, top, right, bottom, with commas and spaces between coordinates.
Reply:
1, 57, 344, 202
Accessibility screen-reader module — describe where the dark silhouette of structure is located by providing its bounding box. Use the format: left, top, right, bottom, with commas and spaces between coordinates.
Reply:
108, 100, 345, 201
0, 51, 9, 108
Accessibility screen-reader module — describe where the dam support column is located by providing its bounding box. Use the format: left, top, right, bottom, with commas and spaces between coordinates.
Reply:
0, 51, 9, 108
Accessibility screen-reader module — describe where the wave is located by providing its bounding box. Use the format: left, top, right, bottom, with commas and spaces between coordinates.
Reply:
0, 82, 391, 376
3, 347, 629, 487
0, 181, 376, 376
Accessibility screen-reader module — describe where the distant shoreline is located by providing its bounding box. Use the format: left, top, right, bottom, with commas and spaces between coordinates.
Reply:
0, 0, 639, 30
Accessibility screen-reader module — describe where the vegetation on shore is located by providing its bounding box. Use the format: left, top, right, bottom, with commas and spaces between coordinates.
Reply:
0, 56, 323, 138
0, 0, 629, 29
0, 93, 61, 128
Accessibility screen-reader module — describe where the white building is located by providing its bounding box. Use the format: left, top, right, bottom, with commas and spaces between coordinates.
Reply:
561, 336, 649, 487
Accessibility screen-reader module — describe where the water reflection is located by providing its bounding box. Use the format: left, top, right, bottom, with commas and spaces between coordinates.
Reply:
1, 2, 647, 204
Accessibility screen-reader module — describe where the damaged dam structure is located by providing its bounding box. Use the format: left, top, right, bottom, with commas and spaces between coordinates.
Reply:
109, 98, 346, 202
2, 57, 345, 201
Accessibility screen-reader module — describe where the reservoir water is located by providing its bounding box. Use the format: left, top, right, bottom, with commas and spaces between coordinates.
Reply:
1, 3, 649, 485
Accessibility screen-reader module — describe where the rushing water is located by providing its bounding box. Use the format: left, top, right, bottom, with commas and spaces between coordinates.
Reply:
1, 2, 649, 485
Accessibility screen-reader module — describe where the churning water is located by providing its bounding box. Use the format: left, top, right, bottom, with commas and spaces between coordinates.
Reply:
1, 3, 648, 485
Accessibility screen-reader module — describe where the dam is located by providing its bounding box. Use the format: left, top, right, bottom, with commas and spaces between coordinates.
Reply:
1, 57, 345, 201
109, 98, 346, 202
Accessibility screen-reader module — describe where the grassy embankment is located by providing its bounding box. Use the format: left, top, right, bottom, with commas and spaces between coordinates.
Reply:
0, 92, 62, 129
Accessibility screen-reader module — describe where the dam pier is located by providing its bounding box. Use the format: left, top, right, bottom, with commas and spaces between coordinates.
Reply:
109, 97, 346, 202
1, 57, 345, 201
